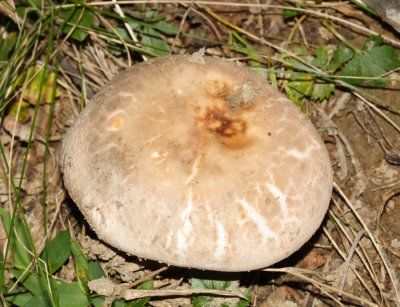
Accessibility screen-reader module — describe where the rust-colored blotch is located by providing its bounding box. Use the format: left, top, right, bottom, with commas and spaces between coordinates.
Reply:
107, 116, 123, 130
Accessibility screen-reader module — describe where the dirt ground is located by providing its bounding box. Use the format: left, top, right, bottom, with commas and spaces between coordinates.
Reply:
1, 1, 400, 306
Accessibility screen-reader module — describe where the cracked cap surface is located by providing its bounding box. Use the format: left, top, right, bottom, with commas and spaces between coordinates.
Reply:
61, 55, 333, 271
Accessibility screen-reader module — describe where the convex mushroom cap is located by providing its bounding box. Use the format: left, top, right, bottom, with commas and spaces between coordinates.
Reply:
61, 55, 333, 272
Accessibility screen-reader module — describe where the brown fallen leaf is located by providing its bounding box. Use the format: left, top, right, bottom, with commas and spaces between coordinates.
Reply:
299, 249, 326, 271
333, 3, 371, 24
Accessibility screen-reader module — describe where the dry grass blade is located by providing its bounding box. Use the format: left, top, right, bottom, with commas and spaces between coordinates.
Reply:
128, 267, 168, 288
355, 92, 400, 133
334, 182, 400, 303
111, 0, 146, 63
0, 0, 20, 26
323, 225, 380, 305
263, 267, 378, 306
328, 201, 381, 294
337, 229, 367, 298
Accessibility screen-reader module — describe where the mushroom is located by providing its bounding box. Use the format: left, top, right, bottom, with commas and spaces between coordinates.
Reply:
61, 55, 333, 272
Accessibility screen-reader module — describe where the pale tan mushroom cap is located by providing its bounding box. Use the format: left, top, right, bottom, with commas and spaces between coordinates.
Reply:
61, 55, 332, 271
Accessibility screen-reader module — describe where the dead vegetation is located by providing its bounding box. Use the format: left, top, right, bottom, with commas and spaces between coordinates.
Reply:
1, 1, 400, 306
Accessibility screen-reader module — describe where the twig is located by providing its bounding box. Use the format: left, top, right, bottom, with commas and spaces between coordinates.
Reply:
89, 277, 247, 300
122, 288, 247, 300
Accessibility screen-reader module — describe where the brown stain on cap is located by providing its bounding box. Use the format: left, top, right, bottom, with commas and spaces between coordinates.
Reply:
195, 75, 259, 149
196, 106, 250, 149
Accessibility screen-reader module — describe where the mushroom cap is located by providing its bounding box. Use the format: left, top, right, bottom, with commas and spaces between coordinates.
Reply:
61, 55, 333, 272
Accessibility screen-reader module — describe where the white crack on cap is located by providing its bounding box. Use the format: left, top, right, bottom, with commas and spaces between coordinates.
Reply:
61, 55, 333, 272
